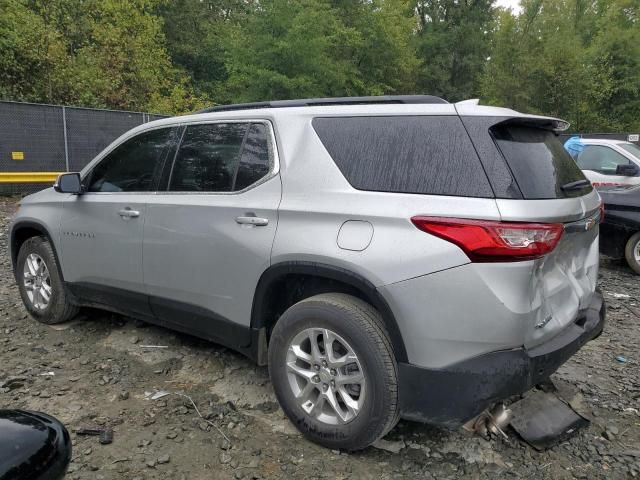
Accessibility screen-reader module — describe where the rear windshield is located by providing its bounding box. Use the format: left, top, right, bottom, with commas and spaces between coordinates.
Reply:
312, 116, 493, 197
492, 124, 592, 199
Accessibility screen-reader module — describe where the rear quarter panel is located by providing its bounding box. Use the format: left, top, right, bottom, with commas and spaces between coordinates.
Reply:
270, 115, 501, 286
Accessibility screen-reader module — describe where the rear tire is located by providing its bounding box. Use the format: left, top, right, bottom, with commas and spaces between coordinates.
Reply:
268, 293, 398, 450
624, 232, 640, 275
16, 236, 79, 324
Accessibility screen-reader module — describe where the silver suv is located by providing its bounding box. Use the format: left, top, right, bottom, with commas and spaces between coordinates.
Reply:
10, 96, 606, 450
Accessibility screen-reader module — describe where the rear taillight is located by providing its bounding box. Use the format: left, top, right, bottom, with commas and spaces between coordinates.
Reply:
411, 216, 564, 262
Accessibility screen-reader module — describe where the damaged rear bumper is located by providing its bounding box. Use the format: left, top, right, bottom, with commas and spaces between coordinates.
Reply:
398, 291, 606, 428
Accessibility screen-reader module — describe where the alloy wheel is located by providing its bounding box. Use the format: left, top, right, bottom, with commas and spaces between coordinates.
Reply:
23, 253, 52, 310
285, 327, 365, 425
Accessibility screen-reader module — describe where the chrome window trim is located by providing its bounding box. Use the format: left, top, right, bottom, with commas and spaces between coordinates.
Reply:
162, 119, 280, 196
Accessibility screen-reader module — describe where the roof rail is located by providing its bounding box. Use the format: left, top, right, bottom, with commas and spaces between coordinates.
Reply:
198, 95, 448, 113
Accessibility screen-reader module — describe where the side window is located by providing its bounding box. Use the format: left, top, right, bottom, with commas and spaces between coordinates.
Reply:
312, 116, 493, 197
577, 145, 630, 174
169, 122, 271, 192
234, 123, 271, 191
87, 127, 175, 192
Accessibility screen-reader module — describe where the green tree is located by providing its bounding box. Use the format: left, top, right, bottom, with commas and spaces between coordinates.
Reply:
157, 0, 253, 101
222, 0, 418, 102
480, 0, 617, 131
0, 0, 204, 114
414, 0, 495, 101
0, 0, 71, 102
3, 0, 640, 125
66, 0, 205, 112
328, 0, 419, 95
589, 0, 640, 130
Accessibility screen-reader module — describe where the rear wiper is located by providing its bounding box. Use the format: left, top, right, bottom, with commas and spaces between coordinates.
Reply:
561, 179, 591, 191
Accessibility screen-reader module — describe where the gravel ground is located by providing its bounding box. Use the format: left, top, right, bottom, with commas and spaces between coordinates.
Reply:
0, 195, 639, 480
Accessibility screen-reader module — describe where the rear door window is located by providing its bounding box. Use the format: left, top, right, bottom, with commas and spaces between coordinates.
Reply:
312, 116, 493, 197
234, 124, 272, 191
168, 122, 271, 192
491, 124, 592, 199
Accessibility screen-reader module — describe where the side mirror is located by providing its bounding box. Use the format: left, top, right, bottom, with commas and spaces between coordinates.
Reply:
54, 172, 83, 194
615, 164, 639, 176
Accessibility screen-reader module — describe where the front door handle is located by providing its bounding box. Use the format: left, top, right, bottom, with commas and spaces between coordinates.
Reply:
118, 208, 140, 219
235, 216, 269, 226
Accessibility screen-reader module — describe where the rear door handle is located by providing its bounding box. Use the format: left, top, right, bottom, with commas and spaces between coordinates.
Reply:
118, 208, 140, 219
235, 216, 269, 226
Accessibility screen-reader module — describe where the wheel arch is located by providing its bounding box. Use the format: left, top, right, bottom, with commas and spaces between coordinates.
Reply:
10, 221, 58, 274
250, 261, 408, 363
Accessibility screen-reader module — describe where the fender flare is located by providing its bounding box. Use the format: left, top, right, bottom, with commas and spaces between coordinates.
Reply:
10, 220, 58, 272
251, 261, 408, 362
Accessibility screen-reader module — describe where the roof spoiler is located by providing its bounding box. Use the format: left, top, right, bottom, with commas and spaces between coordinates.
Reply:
495, 116, 570, 133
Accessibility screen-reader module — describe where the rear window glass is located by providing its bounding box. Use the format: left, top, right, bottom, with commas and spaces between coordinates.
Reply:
312, 116, 493, 197
492, 124, 592, 199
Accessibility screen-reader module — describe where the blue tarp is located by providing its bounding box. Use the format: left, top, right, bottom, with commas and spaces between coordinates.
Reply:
564, 136, 585, 159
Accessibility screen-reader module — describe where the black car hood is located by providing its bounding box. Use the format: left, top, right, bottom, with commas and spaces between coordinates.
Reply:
0, 410, 71, 480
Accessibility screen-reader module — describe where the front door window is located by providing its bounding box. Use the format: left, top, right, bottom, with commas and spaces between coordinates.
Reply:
87, 127, 175, 192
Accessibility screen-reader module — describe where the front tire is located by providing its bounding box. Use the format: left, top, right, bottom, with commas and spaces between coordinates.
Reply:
268, 293, 398, 450
625, 232, 640, 275
16, 236, 79, 324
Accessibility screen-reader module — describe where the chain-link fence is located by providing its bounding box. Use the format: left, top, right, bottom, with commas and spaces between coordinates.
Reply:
0, 101, 167, 195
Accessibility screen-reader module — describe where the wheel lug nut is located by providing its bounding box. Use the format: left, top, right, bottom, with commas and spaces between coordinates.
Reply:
322, 383, 328, 391
330, 380, 335, 387
314, 364, 320, 371
322, 361, 328, 367
330, 369, 336, 376
312, 375, 320, 383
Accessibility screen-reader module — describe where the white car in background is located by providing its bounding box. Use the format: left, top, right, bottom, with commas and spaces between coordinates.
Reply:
576, 139, 640, 187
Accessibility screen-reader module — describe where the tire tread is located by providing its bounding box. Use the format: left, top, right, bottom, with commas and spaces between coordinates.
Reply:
17, 236, 79, 324
624, 232, 640, 275
270, 293, 399, 450
300, 293, 400, 437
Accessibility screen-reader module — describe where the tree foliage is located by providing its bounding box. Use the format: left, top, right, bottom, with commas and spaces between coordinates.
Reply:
414, 0, 494, 101
0, 0, 639, 130
0, 0, 206, 113
482, 0, 640, 131
222, 0, 418, 102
